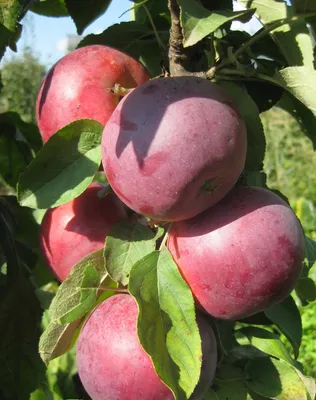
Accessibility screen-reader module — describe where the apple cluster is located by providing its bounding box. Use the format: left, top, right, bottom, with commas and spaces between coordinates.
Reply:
37, 45, 305, 399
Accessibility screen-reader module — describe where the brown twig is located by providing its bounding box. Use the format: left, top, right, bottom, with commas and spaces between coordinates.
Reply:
167, 0, 217, 79
168, 0, 194, 76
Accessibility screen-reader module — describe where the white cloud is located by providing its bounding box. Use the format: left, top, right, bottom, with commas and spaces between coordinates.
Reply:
56, 37, 69, 53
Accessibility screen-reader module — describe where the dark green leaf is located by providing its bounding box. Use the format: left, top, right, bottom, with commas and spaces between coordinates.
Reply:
245, 80, 284, 114
264, 296, 302, 358
78, 21, 166, 77
295, 277, 316, 302
0, 206, 45, 399
304, 236, 316, 270
236, 327, 295, 365
0, 122, 33, 188
65, 0, 112, 35
206, 380, 250, 399
218, 81, 266, 171
129, 248, 202, 400
30, 0, 68, 17
245, 357, 311, 399
131, 0, 169, 24
241, 171, 267, 188
277, 92, 316, 150
0, 0, 22, 60
17, 119, 103, 209
177, 0, 255, 47
200, 0, 233, 12
0, 112, 42, 152
213, 319, 235, 355
0, 272, 46, 400
292, 0, 316, 13
104, 222, 156, 286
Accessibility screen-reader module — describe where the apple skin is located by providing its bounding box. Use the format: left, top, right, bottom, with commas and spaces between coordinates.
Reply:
36, 45, 150, 142
76, 294, 217, 400
40, 183, 128, 281
101, 76, 247, 222
167, 186, 305, 320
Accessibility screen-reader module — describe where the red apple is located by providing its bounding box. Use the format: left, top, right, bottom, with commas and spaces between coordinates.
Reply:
167, 186, 305, 320
40, 183, 128, 281
36, 45, 150, 142
76, 294, 217, 400
102, 76, 247, 222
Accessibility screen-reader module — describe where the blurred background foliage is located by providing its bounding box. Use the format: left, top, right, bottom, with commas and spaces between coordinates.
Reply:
261, 108, 316, 379
0, 49, 46, 123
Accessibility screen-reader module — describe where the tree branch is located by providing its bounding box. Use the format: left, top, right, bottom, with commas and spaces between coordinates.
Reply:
168, 0, 195, 76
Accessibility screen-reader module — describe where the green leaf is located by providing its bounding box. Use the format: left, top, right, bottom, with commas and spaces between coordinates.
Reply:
0, 122, 33, 188
129, 248, 202, 400
65, 0, 112, 35
0, 200, 45, 399
245, 357, 311, 399
178, 0, 255, 48
238, 0, 314, 67
277, 67, 316, 118
39, 317, 82, 366
295, 277, 316, 302
213, 319, 235, 355
292, 0, 316, 13
206, 380, 250, 399
17, 119, 102, 209
0, 275, 46, 399
0, 111, 42, 152
49, 250, 106, 323
0, 0, 22, 60
294, 198, 316, 230
264, 296, 302, 358
104, 222, 156, 286
39, 250, 115, 363
30, 385, 55, 400
236, 327, 295, 365
78, 21, 166, 77
278, 92, 316, 150
218, 81, 266, 171
296, 370, 316, 400
304, 236, 316, 270
30, 0, 68, 17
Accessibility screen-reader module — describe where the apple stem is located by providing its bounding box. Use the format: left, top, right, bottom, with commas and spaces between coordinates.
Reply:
107, 84, 134, 97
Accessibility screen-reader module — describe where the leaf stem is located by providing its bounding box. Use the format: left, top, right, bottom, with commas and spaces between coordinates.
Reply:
143, 4, 166, 51
96, 286, 129, 293
159, 223, 173, 251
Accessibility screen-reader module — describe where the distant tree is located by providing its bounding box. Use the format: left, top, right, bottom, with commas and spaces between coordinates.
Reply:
0, 49, 46, 123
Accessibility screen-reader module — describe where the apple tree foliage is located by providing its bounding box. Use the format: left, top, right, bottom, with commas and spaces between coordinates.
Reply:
1, 0, 316, 399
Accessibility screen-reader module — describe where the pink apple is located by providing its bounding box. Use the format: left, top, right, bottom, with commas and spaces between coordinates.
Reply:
40, 183, 128, 281
76, 294, 218, 400
168, 186, 305, 320
36, 45, 150, 142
